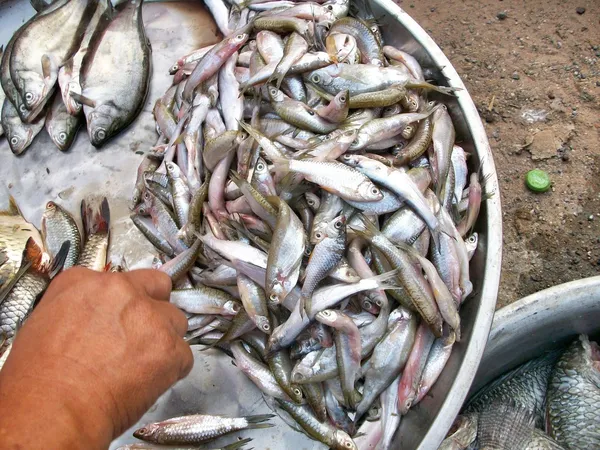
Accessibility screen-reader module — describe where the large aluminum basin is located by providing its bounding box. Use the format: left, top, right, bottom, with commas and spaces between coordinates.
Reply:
0, 1, 502, 449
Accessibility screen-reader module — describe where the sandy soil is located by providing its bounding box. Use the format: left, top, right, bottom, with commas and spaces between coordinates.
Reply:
397, 0, 600, 307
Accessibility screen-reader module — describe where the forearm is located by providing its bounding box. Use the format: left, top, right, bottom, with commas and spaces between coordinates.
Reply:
0, 351, 114, 450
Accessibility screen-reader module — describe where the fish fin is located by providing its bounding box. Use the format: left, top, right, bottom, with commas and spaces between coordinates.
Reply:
223, 438, 253, 450
244, 414, 276, 429
478, 401, 535, 450
24, 237, 46, 271
405, 81, 460, 96
229, 169, 245, 188
367, 268, 401, 290
348, 213, 380, 240
81, 197, 110, 241
69, 92, 96, 108
48, 241, 70, 278
270, 157, 291, 176
0, 255, 32, 307
41, 54, 56, 80
0, 195, 22, 216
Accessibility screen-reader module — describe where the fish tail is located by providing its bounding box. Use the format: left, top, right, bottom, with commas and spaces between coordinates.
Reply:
368, 268, 401, 290
349, 213, 380, 240
271, 156, 291, 176
244, 414, 276, 428
223, 438, 253, 450
81, 197, 110, 241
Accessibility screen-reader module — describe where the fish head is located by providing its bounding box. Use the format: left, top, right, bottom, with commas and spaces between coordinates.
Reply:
255, 315, 271, 334
346, 131, 370, 151
306, 66, 337, 88
338, 128, 358, 145
165, 162, 182, 179
332, 429, 358, 450
315, 309, 338, 326
291, 365, 312, 384
267, 86, 285, 103
223, 300, 241, 316
47, 115, 78, 151
132, 423, 160, 441
334, 89, 350, 109
310, 222, 328, 245
304, 192, 320, 211
357, 180, 383, 202
5, 119, 34, 155
87, 104, 121, 147
16, 70, 47, 111
323, 214, 347, 239
267, 280, 286, 305
359, 293, 380, 315
465, 233, 478, 259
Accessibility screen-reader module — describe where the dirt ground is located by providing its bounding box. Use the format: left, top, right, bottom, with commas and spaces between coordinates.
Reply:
396, 0, 600, 307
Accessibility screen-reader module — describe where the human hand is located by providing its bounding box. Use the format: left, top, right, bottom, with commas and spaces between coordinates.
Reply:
0, 267, 193, 449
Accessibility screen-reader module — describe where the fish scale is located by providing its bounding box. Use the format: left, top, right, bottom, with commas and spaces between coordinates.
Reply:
546, 336, 600, 449
0, 271, 47, 349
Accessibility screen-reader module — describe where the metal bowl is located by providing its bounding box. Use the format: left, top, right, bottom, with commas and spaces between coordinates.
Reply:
371, 2, 503, 449
0, 1, 502, 449
469, 276, 600, 397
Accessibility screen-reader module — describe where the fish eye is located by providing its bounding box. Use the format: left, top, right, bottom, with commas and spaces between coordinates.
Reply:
326, 4, 333, 10
334, 220, 343, 229
269, 293, 278, 302
10, 137, 19, 146
95, 129, 106, 141
371, 187, 380, 195
429, 101, 435, 106
19, 104, 27, 113
25, 92, 34, 102
363, 300, 372, 309
236, 34, 245, 40
322, 310, 332, 317
262, 323, 271, 331
138, 427, 147, 434
314, 232, 323, 240
171, 64, 179, 72
311, 74, 321, 83
307, 110, 315, 116
58, 132, 67, 143
345, 441, 352, 448
339, 95, 346, 102
293, 387, 302, 396
442, 104, 448, 110
256, 162, 265, 171
138, 207, 146, 214
295, 372, 304, 380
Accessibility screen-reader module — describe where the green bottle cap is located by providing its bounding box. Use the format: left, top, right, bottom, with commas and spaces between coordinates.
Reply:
526, 169, 551, 193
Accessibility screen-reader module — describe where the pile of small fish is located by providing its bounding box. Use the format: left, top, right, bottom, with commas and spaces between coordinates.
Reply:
0, 196, 111, 366
0, 0, 151, 154
442, 335, 600, 450
125, 0, 485, 449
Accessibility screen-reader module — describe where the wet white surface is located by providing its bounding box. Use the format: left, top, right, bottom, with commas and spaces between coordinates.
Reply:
0, 2, 321, 448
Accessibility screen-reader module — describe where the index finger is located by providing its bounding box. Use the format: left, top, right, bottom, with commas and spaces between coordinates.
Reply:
124, 269, 172, 301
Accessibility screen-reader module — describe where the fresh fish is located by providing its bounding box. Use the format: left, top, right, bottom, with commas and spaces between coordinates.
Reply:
546, 335, 600, 449
266, 197, 306, 304
133, 413, 274, 445
0, 196, 44, 290
300, 214, 346, 315
315, 309, 361, 409
465, 351, 561, 428
276, 399, 358, 450
41, 201, 81, 269
354, 307, 417, 423
116, 438, 253, 449
10, 0, 97, 115
170, 287, 240, 316
78, 197, 110, 271
78, 0, 151, 146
